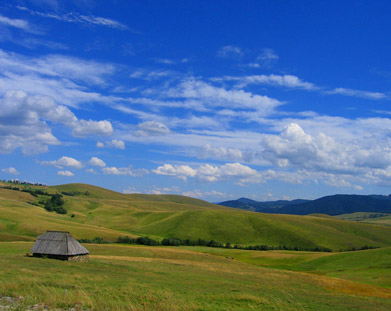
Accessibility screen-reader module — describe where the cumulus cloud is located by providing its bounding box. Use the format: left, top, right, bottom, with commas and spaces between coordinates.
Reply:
96, 139, 125, 149
88, 157, 106, 167
153, 164, 196, 181
41, 156, 82, 169
135, 121, 170, 137
57, 170, 74, 176
0, 90, 113, 154
0, 90, 60, 154
72, 120, 113, 137
153, 162, 260, 183
259, 122, 391, 175
1, 167, 20, 175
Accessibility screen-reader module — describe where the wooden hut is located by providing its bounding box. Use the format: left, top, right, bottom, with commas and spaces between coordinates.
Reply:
30, 231, 89, 262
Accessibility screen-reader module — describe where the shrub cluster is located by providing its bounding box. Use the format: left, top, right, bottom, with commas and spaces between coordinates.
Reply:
21, 188, 50, 197
340, 245, 378, 252
2, 186, 20, 191
44, 194, 67, 214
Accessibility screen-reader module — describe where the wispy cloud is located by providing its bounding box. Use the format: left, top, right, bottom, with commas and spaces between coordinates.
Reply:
154, 58, 176, 65
257, 48, 279, 63
217, 45, 243, 59
16, 37, 69, 50
0, 15, 29, 31
247, 48, 279, 68
216, 74, 317, 90
326, 87, 387, 100
16, 5, 131, 31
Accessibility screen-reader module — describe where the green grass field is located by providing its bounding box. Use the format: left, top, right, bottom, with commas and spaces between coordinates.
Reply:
0, 242, 390, 311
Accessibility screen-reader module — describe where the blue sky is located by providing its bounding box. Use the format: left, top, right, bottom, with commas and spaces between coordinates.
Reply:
1, 0, 391, 201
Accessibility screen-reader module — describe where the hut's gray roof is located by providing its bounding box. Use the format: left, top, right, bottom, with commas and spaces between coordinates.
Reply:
30, 231, 89, 256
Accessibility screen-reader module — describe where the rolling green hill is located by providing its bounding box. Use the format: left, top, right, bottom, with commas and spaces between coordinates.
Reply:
1, 182, 391, 251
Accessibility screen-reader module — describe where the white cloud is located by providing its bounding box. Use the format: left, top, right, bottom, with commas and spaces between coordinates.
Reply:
197, 144, 243, 161
166, 78, 282, 116
57, 170, 74, 177
42, 156, 82, 169
0, 50, 116, 87
102, 166, 147, 176
135, 121, 170, 136
0, 90, 60, 154
217, 45, 243, 59
72, 120, 113, 137
148, 186, 181, 195
0, 90, 113, 154
123, 186, 138, 194
88, 157, 106, 167
0, 49, 119, 108
153, 162, 260, 183
259, 122, 391, 175
96, 139, 125, 149
1, 167, 20, 175
153, 164, 196, 181
326, 88, 386, 100
85, 168, 97, 174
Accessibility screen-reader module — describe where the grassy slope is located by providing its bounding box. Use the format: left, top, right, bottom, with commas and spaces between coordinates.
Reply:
335, 212, 391, 227
1, 183, 391, 251
186, 246, 391, 289
1, 242, 390, 311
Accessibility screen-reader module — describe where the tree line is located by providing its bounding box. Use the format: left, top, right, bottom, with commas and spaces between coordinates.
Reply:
78, 235, 336, 252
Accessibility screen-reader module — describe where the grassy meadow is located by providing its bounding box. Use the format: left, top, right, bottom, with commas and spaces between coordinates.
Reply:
1, 182, 391, 309
1, 242, 391, 310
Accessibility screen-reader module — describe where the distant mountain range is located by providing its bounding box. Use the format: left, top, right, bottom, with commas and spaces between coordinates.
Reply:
219, 194, 391, 215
